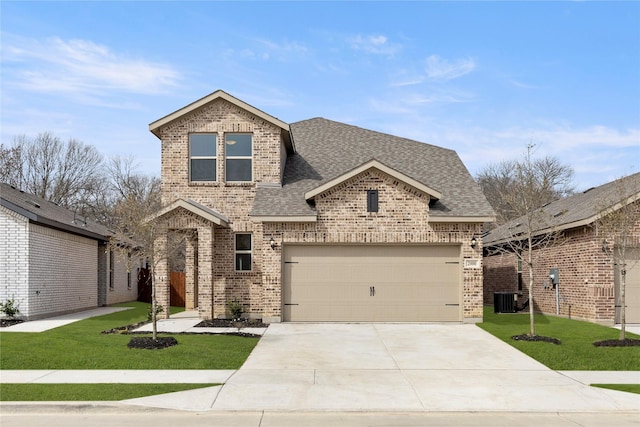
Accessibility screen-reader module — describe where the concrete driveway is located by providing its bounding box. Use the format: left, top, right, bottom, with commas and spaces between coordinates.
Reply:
212, 323, 640, 412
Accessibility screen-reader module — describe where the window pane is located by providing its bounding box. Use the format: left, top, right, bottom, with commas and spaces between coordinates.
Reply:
236, 253, 252, 271
191, 159, 216, 181
236, 234, 252, 251
225, 134, 252, 156
190, 134, 217, 156
226, 159, 252, 181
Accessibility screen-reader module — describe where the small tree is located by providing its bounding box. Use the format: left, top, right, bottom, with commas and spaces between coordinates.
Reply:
485, 145, 565, 337
109, 195, 195, 340
105, 158, 179, 341
596, 173, 640, 341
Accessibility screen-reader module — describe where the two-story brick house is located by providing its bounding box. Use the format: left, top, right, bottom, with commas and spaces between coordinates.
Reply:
149, 90, 494, 323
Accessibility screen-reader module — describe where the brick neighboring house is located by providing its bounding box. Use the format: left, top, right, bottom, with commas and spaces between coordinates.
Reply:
149, 90, 495, 323
483, 173, 640, 325
0, 183, 137, 320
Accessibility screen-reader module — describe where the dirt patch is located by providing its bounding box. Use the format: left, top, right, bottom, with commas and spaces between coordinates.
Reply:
195, 318, 268, 328
593, 339, 640, 347
128, 336, 178, 350
512, 334, 561, 345
101, 321, 150, 334
0, 319, 24, 328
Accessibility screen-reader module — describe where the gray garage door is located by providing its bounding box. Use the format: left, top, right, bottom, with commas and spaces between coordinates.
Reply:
283, 245, 461, 322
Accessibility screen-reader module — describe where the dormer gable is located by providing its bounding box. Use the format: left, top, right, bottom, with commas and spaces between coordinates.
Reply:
304, 159, 442, 202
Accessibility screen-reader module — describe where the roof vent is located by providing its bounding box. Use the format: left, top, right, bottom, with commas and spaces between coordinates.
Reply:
553, 209, 567, 218
25, 199, 41, 208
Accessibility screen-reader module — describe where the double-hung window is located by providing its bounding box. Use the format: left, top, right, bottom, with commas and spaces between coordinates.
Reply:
190, 133, 217, 182
235, 233, 252, 271
225, 133, 252, 182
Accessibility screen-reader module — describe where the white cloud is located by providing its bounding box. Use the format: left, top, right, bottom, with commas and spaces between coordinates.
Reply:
425, 55, 476, 81
349, 34, 401, 56
3, 35, 181, 97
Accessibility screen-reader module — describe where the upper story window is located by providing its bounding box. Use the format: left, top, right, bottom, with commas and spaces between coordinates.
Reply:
225, 133, 252, 182
189, 133, 217, 181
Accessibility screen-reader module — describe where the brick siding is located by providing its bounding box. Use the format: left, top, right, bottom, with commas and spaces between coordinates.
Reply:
0, 207, 30, 316
27, 224, 98, 320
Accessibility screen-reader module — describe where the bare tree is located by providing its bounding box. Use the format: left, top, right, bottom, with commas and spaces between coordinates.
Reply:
596, 173, 640, 341
477, 152, 574, 226
108, 194, 193, 341
485, 145, 565, 337
2, 133, 106, 212
0, 143, 23, 188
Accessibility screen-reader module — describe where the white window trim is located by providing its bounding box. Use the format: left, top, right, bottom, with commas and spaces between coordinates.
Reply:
234, 233, 253, 272
225, 133, 253, 182
189, 133, 217, 182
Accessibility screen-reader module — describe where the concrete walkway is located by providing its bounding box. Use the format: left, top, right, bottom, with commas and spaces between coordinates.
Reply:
0, 307, 131, 332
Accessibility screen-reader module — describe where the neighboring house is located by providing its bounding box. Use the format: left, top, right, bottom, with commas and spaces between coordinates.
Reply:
483, 173, 640, 325
0, 183, 137, 320
148, 90, 494, 323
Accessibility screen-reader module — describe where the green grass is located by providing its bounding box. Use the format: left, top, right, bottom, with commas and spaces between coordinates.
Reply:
592, 384, 640, 395
0, 383, 218, 401
478, 306, 640, 370
0, 302, 259, 370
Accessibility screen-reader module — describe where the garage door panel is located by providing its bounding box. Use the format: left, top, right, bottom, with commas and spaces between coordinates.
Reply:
283, 245, 462, 322
617, 248, 640, 323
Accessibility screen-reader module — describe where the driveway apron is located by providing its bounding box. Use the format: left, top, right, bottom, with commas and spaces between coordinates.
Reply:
211, 323, 640, 412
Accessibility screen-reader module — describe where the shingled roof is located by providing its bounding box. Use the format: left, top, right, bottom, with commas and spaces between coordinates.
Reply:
484, 172, 640, 245
251, 117, 495, 221
0, 183, 110, 240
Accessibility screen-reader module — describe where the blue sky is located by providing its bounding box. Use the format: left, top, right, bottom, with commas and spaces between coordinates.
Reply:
2, 1, 639, 190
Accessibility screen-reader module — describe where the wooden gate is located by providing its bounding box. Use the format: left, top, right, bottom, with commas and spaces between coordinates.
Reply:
137, 270, 186, 308
170, 272, 186, 307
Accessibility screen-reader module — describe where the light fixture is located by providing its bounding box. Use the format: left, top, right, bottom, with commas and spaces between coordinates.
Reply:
601, 239, 609, 253
269, 237, 277, 250
470, 236, 477, 248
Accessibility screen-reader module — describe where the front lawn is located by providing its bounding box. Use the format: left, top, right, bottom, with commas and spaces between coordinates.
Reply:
478, 306, 640, 371
592, 384, 640, 395
0, 383, 218, 401
0, 302, 259, 370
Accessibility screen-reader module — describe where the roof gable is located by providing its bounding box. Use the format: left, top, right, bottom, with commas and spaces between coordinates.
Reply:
304, 159, 442, 201
151, 198, 230, 227
149, 90, 293, 150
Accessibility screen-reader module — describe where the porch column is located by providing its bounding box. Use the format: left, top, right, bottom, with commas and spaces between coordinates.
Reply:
154, 231, 171, 319
197, 225, 214, 319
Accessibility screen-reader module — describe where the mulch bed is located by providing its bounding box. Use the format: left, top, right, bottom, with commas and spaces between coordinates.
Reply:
0, 319, 24, 328
128, 336, 178, 350
593, 339, 640, 347
195, 318, 269, 328
512, 334, 561, 345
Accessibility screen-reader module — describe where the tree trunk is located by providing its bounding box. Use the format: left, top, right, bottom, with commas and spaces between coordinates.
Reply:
151, 268, 158, 341
528, 237, 536, 336
620, 265, 626, 341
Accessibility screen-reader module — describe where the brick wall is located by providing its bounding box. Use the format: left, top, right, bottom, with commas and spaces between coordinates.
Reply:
106, 251, 138, 305
27, 224, 98, 320
0, 207, 29, 317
